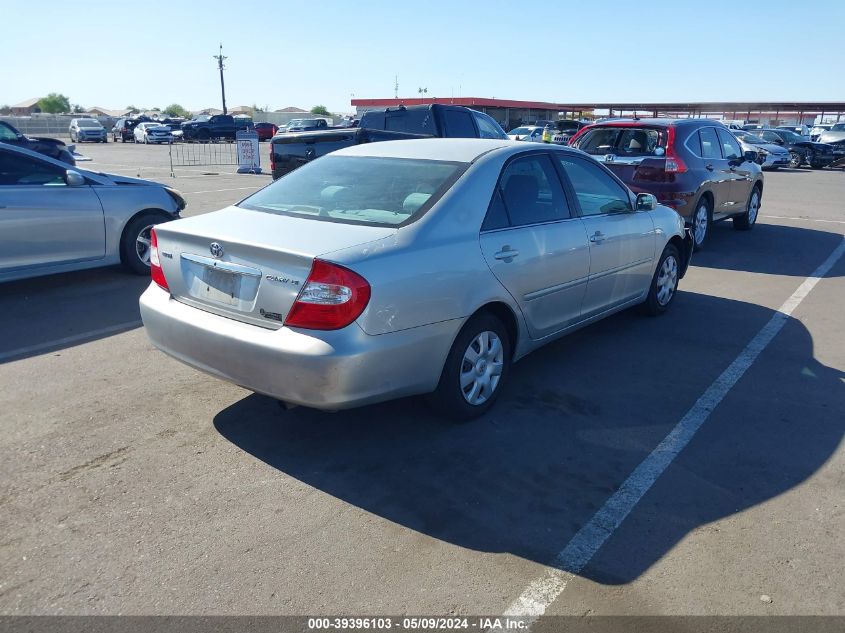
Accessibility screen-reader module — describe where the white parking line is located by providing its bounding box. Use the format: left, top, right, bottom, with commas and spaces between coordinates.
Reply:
763, 214, 845, 225
494, 235, 845, 630
0, 321, 142, 363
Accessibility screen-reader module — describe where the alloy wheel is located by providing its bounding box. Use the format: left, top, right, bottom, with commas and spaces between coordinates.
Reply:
135, 224, 154, 266
790, 152, 802, 168
656, 255, 679, 306
460, 331, 504, 406
748, 191, 760, 225
693, 204, 708, 246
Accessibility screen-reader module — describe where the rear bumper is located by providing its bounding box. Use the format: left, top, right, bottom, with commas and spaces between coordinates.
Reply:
139, 284, 458, 410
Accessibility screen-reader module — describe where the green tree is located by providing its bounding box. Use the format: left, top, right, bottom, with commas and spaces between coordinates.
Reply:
72, 104, 85, 113
163, 103, 191, 118
37, 93, 71, 114
310, 105, 331, 116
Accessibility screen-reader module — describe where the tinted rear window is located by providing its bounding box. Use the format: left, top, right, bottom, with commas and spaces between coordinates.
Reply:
239, 155, 466, 227
575, 126, 666, 156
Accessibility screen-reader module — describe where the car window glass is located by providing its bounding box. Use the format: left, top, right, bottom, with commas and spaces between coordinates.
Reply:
481, 188, 510, 231
699, 127, 720, 159
0, 151, 66, 186
0, 124, 17, 142
442, 110, 476, 138
557, 156, 632, 216
474, 112, 505, 139
717, 129, 742, 160
686, 130, 702, 156
498, 154, 570, 226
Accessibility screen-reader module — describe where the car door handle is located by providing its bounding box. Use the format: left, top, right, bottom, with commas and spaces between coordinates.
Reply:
494, 246, 519, 261
589, 231, 605, 244
705, 163, 714, 171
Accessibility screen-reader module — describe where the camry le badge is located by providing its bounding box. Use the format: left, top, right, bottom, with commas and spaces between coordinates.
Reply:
209, 242, 224, 258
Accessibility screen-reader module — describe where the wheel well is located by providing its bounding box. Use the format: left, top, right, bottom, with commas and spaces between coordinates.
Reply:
120, 209, 172, 249
473, 302, 519, 358
698, 190, 714, 213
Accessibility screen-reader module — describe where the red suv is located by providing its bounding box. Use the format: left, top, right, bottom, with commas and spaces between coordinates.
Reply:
570, 119, 764, 250
254, 122, 278, 141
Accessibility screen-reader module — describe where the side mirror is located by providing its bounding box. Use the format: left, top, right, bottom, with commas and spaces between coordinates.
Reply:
743, 150, 758, 163
774, 138, 784, 145
636, 192, 657, 211
65, 170, 85, 187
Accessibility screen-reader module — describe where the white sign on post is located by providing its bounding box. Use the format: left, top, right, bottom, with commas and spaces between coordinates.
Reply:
236, 130, 261, 174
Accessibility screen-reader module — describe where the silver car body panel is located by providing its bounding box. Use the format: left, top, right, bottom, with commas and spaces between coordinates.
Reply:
142, 139, 688, 410
0, 144, 180, 282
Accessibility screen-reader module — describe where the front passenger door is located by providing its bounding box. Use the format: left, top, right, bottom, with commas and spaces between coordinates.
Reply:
716, 128, 753, 212
0, 150, 105, 272
556, 155, 656, 317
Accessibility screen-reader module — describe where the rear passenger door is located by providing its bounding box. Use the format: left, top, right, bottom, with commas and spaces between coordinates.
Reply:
555, 154, 656, 317
479, 152, 591, 338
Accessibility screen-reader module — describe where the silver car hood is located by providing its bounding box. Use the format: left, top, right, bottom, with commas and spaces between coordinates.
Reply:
818, 131, 845, 144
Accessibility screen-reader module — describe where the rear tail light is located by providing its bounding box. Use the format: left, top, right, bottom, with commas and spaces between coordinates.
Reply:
269, 144, 275, 171
284, 260, 370, 330
149, 228, 169, 291
664, 126, 688, 173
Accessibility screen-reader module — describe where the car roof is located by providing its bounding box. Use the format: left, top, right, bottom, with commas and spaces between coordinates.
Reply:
332, 138, 515, 162
332, 138, 592, 164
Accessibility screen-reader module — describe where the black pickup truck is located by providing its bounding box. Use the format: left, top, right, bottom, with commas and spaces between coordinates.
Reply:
270, 104, 507, 179
181, 114, 254, 141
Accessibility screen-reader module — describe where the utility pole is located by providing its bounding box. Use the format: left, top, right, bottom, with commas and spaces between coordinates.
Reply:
214, 43, 228, 115
394, 75, 399, 99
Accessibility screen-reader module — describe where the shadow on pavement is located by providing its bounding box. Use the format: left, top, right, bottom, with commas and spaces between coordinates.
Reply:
0, 266, 148, 363
214, 292, 843, 584
694, 223, 843, 277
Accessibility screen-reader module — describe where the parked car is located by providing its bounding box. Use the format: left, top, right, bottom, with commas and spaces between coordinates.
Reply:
0, 144, 184, 282
69, 118, 107, 143
254, 122, 278, 141
112, 117, 150, 142
162, 122, 184, 141
777, 124, 811, 138
817, 123, 845, 159
507, 126, 544, 142
270, 104, 507, 179
181, 114, 237, 141
551, 120, 587, 144
133, 122, 174, 144
569, 118, 764, 250
741, 124, 766, 131
285, 118, 329, 133
733, 130, 791, 170
753, 129, 836, 168
810, 124, 832, 141
0, 121, 75, 165
140, 138, 692, 419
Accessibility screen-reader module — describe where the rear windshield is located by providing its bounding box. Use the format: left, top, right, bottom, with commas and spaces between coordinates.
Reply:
239, 155, 467, 227
575, 126, 667, 156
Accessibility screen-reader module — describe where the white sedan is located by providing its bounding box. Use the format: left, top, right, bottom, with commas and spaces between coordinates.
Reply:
134, 123, 173, 144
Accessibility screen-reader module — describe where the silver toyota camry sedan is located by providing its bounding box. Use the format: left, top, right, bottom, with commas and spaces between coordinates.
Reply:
0, 143, 184, 283
141, 139, 692, 419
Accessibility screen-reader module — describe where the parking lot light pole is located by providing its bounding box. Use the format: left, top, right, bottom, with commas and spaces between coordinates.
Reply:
214, 43, 228, 115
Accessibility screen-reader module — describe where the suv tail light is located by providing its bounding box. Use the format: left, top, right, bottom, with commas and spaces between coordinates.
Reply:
284, 260, 370, 330
150, 228, 169, 290
664, 126, 688, 173
269, 144, 275, 171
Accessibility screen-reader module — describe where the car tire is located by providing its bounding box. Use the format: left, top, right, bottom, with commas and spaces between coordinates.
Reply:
120, 212, 171, 275
691, 198, 711, 252
427, 312, 511, 421
733, 185, 761, 231
642, 243, 681, 316
789, 151, 803, 168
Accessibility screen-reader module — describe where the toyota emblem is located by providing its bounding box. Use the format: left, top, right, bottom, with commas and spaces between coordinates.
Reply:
209, 242, 224, 258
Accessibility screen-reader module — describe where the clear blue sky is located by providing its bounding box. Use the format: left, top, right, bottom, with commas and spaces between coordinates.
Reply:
4, 0, 842, 114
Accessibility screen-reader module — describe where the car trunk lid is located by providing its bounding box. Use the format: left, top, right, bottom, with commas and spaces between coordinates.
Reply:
153, 206, 395, 329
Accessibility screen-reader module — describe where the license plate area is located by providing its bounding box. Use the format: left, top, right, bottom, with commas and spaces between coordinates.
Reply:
200, 266, 241, 306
